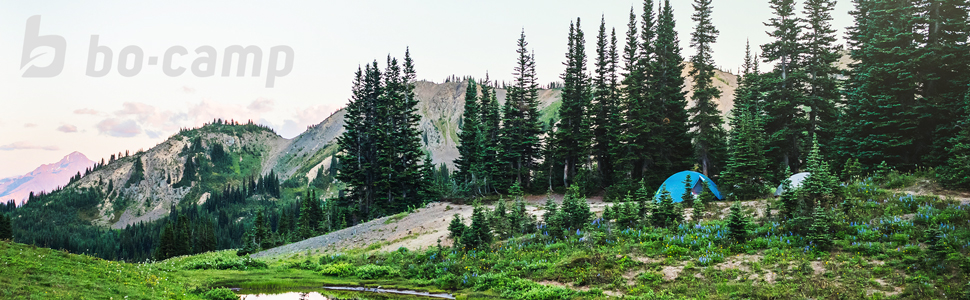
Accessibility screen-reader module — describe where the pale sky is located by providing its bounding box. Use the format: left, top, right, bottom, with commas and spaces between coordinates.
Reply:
0, 0, 853, 178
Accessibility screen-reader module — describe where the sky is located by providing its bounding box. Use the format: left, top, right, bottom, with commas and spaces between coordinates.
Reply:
0, 0, 854, 179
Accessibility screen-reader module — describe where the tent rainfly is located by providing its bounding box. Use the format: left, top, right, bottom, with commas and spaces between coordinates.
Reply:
654, 171, 724, 203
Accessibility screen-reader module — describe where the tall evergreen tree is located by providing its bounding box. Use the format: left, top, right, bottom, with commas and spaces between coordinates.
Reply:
650, 0, 694, 178
921, 0, 970, 166
455, 79, 484, 183
499, 30, 543, 190
479, 75, 503, 193
720, 104, 769, 200
592, 18, 623, 188
762, 0, 807, 174
553, 18, 593, 187
336, 49, 430, 222
688, 0, 728, 177
801, 0, 842, 159
620, 4, 657, 184
839, 0, 922, 169
940, 93, 970, 188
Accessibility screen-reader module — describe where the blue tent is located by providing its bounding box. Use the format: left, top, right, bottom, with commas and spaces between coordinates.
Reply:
654, 171, 724, 203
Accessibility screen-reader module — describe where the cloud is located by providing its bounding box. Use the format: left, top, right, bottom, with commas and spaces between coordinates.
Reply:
96, 118, 142, 137
57, 124, 78, 133
279, 104, 336, 138
146, 130, 163, 139
0, 141, 59, 151
247, 97, 274, 113
115, 102, 180, 130
84, 99, 330, 140
74, 108, 100, 115
23, 123, 37, 128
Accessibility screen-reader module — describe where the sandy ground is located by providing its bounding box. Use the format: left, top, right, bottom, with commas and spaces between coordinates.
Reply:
254, 194, 619, 258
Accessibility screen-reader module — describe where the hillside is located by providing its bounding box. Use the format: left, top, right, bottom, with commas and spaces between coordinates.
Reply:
55, 80, 567, 230
0, 241, 204, 299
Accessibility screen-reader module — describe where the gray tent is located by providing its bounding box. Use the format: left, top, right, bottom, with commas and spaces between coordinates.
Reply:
774, 172, 810, 196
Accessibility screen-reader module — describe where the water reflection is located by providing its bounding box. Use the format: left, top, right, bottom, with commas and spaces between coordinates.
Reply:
239, 292, 352, 300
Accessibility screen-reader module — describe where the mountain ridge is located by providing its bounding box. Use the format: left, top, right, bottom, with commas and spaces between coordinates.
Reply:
0, 151, 95, 206
42, 71, 739, 229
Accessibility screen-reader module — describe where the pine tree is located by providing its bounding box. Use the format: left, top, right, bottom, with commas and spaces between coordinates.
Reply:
462, 203, 492, 250
681, 174, 695, 203
490, 197, 510, 238
727, 201, 750, 242
807, 205, 831, 249
762, 0, 807, 174
802, 134, 839, 207
479, 75, 503, 193
509, 195, 531, 236
779, 166, 799, 219
455, 79, 484, 183
688, 0, 728, 177
635, 179, 652, 221
603, 203, 617, 222
801, 0, 842, 160
237, 229, 258, 256
336, 49, 430, 222
297, 194, 314, 239
620, 4, 658, 184
336, 64, 380, 223
720, 97, 769, 200
841, 158, 863, 182
592, 17, 623, 188
254, 211, 269, 250
650, 0, 694, 180
126, 156, 145, 187
448, 214, 467, 245
839, 0, 922, 169
155, 223, 176, 260
652, 185, 680, 228
0, 214, 12, 240
691, 192, 705, 221
499, 30, 544, 190
561, 185, 592, 230
554, 19, 593, 187
924, 225, 947, 260
920, 0, 970, 166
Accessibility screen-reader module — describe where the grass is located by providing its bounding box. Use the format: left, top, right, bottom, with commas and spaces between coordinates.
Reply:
0, 241, 206, 299
384, 211, 410, 224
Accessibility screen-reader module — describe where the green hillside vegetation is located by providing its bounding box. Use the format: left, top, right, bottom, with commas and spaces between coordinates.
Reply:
0, 241, 207, 299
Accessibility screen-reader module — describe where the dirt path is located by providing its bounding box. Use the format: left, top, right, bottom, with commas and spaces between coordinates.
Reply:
254, 194, 614, 258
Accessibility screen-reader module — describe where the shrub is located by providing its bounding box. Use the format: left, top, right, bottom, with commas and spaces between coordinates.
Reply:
284, 258, 319, 270
354, 264, 399, 279
203, 288, 237, 300
183, 255, 267, 270
319, 263, 356, 277
637, 271, 664, 286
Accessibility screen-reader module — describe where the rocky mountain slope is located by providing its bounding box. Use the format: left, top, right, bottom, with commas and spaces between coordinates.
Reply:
62, 70, 739, 229
0, 152, 95, 206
